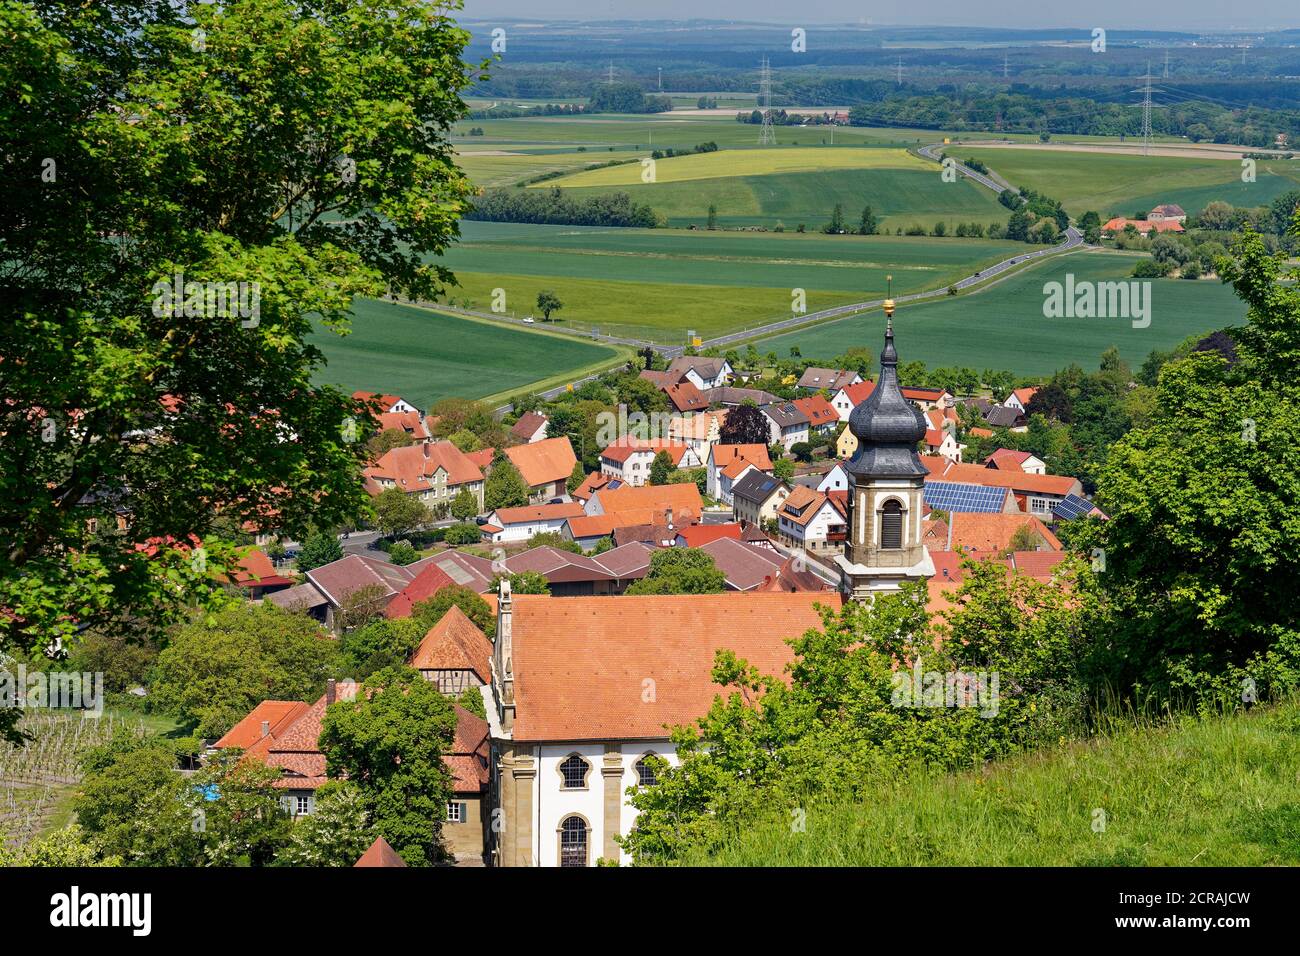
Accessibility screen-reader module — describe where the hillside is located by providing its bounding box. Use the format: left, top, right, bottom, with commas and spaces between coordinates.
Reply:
675, 699, 1300, 867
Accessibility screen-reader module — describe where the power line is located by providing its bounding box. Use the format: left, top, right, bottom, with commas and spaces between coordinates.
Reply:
1130, 64, 1161, 156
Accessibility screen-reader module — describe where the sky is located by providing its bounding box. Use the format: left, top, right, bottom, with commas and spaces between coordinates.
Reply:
460, 1, 1300, 33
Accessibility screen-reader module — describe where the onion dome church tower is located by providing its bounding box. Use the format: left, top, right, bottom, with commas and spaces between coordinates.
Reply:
836, 311, 934, 600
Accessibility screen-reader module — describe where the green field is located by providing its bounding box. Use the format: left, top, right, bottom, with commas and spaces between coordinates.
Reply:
961, 146, 1300, 218
433, 222, 1027, 341
308, 298, 622, 407
678, 698, 1300, 866
757, 249, 1248, 375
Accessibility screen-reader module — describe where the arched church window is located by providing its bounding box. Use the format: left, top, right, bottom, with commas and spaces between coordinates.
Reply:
880, 499, 904, 549
559, 815, 589, 867
558, 753, 590, 790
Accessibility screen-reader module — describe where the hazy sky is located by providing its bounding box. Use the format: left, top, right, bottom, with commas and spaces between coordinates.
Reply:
461, 1, 1299, 33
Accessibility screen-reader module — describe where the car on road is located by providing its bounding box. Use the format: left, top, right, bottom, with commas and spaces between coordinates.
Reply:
523, 316, 535, 324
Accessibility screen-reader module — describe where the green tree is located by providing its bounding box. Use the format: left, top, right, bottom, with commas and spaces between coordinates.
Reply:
320, 666, 458, 866
447, 429, 482, 453
368, 428, 415, 457
489, 570, 550, 594
626, 548, 726, 595
296, 531, 344, 572
823, 203, 845, 234
150, 603, 342, 738
277, 783, 374, 867
649, 450, 675, 485
410, 584, 496, 638
536, 290, 563, 321
450, 487, 480, 521
0, 0, 480, 653
372, 488, 431, 538
707, 204, 718, 230
340, 616, 426, 679
443, 522, 481, 545
387, 540, 419, 565
858, 205, 877, 235
484, 458, 530, 510
567, 461, 587, 493
773, 458, 795, 482
12, 824, 121, 867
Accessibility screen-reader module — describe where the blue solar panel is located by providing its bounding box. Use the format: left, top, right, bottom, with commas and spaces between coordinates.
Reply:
924, 481, 1008, 513
1052, 493, 1096, 521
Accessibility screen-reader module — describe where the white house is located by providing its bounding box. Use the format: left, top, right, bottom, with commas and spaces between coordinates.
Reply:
776, 485, 846, 554
510, 411, 549, 445
480, 502, 587, 544
1002, 387, 1040, 413
666, 356, 732, 391
598, 439, 700, 488
353, 390, 418, 415
667, 410, 728, 461
707, 443, 773, 502
814, 461, 849, 493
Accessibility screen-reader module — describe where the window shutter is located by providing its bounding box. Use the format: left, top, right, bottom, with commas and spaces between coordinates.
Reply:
880, 502, 903, 549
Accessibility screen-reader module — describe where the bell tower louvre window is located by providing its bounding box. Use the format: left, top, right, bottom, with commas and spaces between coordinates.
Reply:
880, 500, 903, 549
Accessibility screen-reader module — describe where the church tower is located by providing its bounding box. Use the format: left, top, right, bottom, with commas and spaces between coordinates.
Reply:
836, 313, 934, 600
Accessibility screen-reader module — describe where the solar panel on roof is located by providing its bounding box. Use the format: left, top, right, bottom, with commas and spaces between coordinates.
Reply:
1052, 493, 1095, 521
923, 481, 1007, 513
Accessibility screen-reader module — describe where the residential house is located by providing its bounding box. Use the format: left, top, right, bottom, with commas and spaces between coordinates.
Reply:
598, 439, 700, 487
377, 409, 430, 443
706, 443, 773, 503
833, 381, 952, 422
501, 546, 618, 596
267, 553, 414, 632
410, 604, 493, 694
775, 485, 847, 554
792, 394, 839, 437
984, 405, 1027, 431
667, 409, 728, 460
224, 547, 294, 600
505, 436, 578, 503
796, 367, 862, 392
353, 390, 418, 415
923, 480, 1021, 515
925, 512, 1062, 556
583, 482, 704, 527
510, 411, 549, 445
217, 679, 491, 864
570, 471, 621, 504
485, 588, 845, 866
666, 356, 733, 390
480, 502, 587, 544
701, 385, 779, 407
363, 440, 485, 514
922, 409, 964, 462
921, 457, 1083, 519
1148, 203, 1187, 223
761, 402, 811, 452
985, 448, 1046, 475
587, 542, 655, 591
638, 371, 708, 414
730, 471, 790, 527
699, 537, 832, 592
1001, 387, 1040, 414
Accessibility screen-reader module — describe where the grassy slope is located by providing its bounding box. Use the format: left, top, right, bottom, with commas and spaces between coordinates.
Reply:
757, 249, 1247, 375
682, 698, 1300, 866
437, 223, 1026, 341
308, 298, 621, 408
961, 147, 1300, 218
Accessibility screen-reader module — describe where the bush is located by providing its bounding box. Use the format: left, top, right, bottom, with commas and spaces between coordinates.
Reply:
443, 523, 482, 546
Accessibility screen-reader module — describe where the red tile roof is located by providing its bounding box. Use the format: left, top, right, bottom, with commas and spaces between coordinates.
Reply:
410, 605, 493, 682
490, 502, 586, 525
363, 440, 482, 495
213, 701, 310, 750
509, 592, 844, 741
591, 482, 704, 525
940, 513, 1062, 554
921, 457, 1081, 497
792, 394, 839, 429
840, 381, 948, 407
674, 524, 743, 547
599, 438, 693, 466
355, 836, 407, 867
710, 443, 773, 472
463, 447, 495, 471
510, 411, 548, 440
385, 562, 458, 619
306, 553, 413, 606
505, 436, 577, 488
377, 410, 429, 441
665, 381, 709, 413
571, 471, 615, 502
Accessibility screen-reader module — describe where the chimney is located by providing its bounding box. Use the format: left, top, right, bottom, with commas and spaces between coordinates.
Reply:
423, 443, 430, 459
326, 678, 337, 705
260, 720, 270, 738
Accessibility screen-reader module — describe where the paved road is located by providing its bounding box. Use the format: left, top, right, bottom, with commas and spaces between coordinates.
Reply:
915, 143, 1009, 193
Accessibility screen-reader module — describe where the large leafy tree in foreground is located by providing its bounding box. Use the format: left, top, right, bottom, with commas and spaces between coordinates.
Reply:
0, 1, 480, 660
1080, 216, 1300, 702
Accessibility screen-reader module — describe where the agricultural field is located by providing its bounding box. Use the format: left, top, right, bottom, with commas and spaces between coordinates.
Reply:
432, 222, 1028, 342
757, 249, 1248, 376
960, 146, 1300, 218
308, 297, 624, 408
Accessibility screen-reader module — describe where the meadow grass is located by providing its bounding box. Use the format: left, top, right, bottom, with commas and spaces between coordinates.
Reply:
961, 147, 1300, 218
757, 249, 1248, 375
679, 697, 1300, 866
308, 298, 623, 407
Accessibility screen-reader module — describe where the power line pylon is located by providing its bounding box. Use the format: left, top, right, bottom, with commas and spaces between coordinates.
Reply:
758, 57, 775, 145
1131, 64, 1159, 157
896, 56, 903, 86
